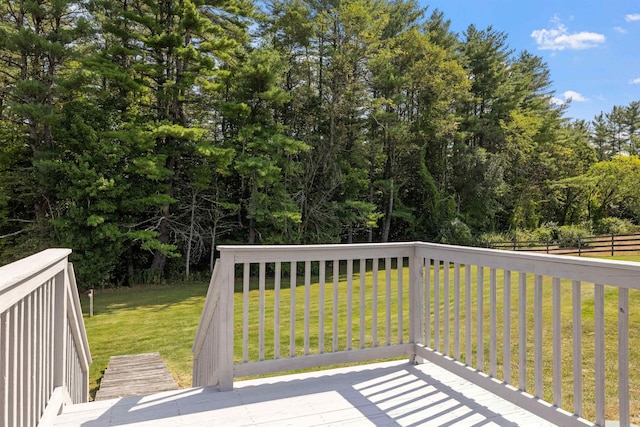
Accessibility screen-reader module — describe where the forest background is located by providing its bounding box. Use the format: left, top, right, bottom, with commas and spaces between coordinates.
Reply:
2, 0, 640, 287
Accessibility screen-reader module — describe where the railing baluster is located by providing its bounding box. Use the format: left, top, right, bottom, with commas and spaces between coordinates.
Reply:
1, 311, 8, 427
332, 260, 339, 352
347, 259, 353, 351
274, 262, 281, 359
572, 280, 583, 417
454, 263, 461, 361
490, 268, 497, 377
552, 277, 561, 406
534, 274, 543, 398
10, 305, 17, 425
503, 270, 511, 385
46, 280, 53, 404
397, 257, 403, 344
26, 293, 33, 427
444, 261, 450, 356
519, 272, 527, 392
386, 257, 392, 346
318, 261, 327, 354
594, 283, 605, 426
477, 266, 484, 370
359, 259, 365, 349
425, 258, 431, 348
243, 263, 250, 363
619, 287, 630, 427
319, 261, 325, 354
372, 259, 378, 347
259, 262, 266, 361
465, 264, 472, 366
434, 259, 440, 353
289, 262, 296, 358
304, 260, 311, 355
36, 286, 43, 418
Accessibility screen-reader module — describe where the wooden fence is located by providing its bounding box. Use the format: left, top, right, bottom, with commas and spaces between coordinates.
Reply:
489, 232, 640, 256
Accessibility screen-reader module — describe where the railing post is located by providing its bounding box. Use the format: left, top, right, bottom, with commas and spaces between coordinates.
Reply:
409, 245, 423, 363
217, 250, 235, 391
53, 268, 68, 390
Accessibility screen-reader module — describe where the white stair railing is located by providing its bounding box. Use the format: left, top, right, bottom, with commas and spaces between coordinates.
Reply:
0, 249, 91, 427
193, 242, 640, 427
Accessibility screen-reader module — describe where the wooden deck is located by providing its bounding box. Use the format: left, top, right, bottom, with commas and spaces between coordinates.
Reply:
55, 359, 555, 426
94, 353, 178, 401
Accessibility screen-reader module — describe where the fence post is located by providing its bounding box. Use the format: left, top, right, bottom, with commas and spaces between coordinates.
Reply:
611, 233, 615, 257
546, 238, 549, 254
578, 238, 582, 256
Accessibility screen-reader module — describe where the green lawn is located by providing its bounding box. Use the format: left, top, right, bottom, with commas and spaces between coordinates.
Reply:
81, 254, 640, 423
81, 282, 209, 396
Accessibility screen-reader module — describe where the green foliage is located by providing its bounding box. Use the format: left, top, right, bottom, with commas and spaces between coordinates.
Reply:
532, 222, 558, 242
3, 0, 640, 285
594, 217, 639, 235
438, 218, 474, 246
556, 224, 592, 248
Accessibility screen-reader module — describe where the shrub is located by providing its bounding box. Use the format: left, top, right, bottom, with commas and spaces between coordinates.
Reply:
557, 224, 592, 248
439, 218, 474, 246
594, 217, 639, 235
478, 232, 510, 248
533, 222, 559, 242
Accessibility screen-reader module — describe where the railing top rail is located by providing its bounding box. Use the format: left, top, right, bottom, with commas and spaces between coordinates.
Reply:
217, 242, 416, 263
416, 242, 640, 289
0, 249, 72, 309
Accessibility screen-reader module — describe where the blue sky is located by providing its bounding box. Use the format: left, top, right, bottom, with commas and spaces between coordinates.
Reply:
421, 0, 640, 122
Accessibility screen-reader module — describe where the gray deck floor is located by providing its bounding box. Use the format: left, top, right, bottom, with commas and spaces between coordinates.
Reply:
55, 359, 555, 426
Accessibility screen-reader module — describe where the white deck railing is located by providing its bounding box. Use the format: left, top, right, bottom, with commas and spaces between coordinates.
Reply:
193, 242, 640, 427
0, 249, 91, 427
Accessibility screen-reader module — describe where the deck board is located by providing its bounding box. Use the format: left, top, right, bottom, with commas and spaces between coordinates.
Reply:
94, 353, 178, 401
56, 359, 555, 426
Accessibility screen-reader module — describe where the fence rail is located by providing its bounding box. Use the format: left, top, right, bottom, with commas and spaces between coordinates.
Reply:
0, 249, 91, 427
193, 242, 640, 427
489, 232, 640, 255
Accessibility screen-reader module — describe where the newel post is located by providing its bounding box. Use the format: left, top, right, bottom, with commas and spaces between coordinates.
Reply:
53, 262, 69, 389
409, 244, 423, 363
218, 250, 235, 391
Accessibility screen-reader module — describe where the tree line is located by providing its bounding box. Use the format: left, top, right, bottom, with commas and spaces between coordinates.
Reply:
1, 0, 638, 287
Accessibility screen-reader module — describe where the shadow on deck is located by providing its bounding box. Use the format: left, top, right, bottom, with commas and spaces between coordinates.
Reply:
55, 360, 553, 426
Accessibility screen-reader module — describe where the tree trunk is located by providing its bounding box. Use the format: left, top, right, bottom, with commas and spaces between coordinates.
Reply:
382, 178, 394, 242
185, 192, 197, 279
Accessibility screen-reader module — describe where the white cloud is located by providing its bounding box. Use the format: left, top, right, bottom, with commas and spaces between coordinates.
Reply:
550, 97, 565, 106
531, 20, 605, 50
630, 78, 640, 84
553, 91, 589, 105
614, 26, 627, 34
625, 13, 640, 22
563, 91, 589, 102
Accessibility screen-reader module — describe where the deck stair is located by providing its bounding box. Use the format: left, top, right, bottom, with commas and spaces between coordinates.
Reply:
94, 353, 178, 401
